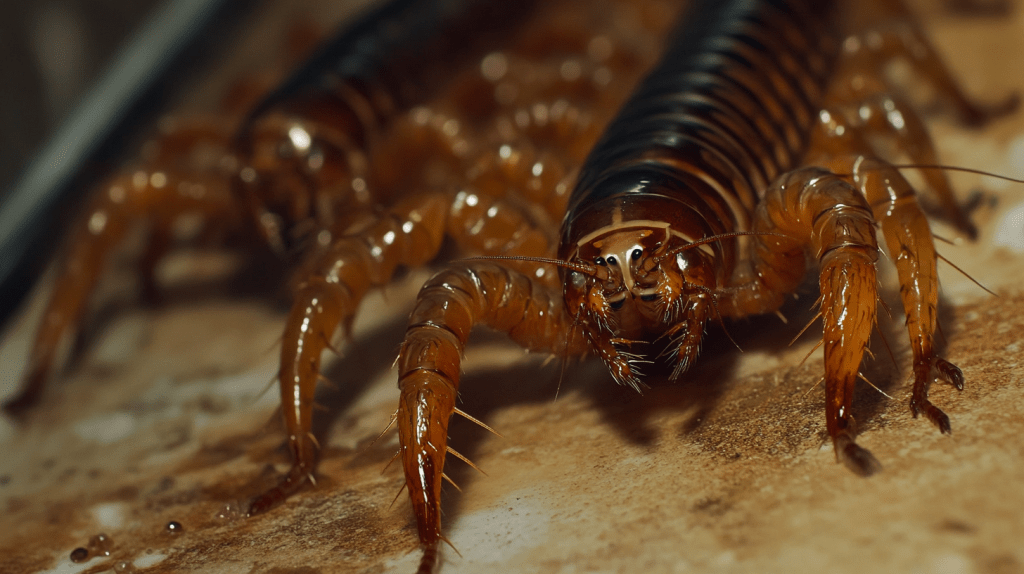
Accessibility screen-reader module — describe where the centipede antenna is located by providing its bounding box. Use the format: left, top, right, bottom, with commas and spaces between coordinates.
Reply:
932, 233, 955, 246
888, 163, 1024, 185
460, 255, 599, 276
857, 372, 894, 400
789, 311, 822, 347
936, 252, 996, 296
656, 231, 790, 263
446, 446, 488, 477
442, 473, 462, 493
387, 482, 407, 510
453, 407, 504, 438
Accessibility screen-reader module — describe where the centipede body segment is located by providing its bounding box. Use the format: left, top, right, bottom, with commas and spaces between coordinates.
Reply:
1, 0, 1022, 572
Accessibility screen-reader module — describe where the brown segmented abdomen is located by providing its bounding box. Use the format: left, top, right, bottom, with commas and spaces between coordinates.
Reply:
561, 0, 839, 281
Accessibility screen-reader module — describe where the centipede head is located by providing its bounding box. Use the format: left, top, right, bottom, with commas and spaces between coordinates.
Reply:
233, 107, 364, 253
562, 224, 718, 388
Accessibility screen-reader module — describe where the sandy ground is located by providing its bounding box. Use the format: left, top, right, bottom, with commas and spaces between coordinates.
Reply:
2, 1, 1024, 573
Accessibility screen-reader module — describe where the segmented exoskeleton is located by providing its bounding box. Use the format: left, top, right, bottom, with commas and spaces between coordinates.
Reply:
5, 0, 1016, 572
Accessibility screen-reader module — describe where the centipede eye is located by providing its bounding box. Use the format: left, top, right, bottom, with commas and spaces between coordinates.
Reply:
640, 293, 659, 302
609, 299, 625, 311
631, 248, 642, 261
606, 255, 617, 266
595, 257, 606, 266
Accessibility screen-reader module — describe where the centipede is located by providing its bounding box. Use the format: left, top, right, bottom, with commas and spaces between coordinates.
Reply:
2, 0, 1023, 572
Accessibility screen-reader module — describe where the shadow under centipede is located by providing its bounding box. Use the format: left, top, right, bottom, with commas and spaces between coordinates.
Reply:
431, 354, 581, 538
855, 282, 962, 433
313, 314, 412, 452
581, 273, 961, 464
226, 311, 414, 491
68, 240, 289, 375
586, 286, 827, 449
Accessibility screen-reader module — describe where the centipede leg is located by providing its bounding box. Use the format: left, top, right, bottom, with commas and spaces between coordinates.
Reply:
396, 262, 583, 571
842, 0, 1019, 125
826, 9, 1016, 239
854, 157, 961, 433
863, 93, 982, 236
3, 128, 238, 416
246, 191, 448, 515
719, 167, 882, 475
809, 100, 967, 435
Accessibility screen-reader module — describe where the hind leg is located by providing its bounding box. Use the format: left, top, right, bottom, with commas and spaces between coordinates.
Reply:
844, 154, 963, 433
719, 168, 883, 475
4, 122, 239, 416
840, 0, 1018, 126
808, 102, 965, 436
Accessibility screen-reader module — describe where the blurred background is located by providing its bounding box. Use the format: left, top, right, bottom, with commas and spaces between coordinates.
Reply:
0, 0, 164, 198
0, 0, 377, 325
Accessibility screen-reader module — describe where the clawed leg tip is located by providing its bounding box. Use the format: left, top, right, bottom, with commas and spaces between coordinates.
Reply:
246, 498, 281, 517
914, 402, 953, 435
246, 491, 284, 517
935, 359, 966, 391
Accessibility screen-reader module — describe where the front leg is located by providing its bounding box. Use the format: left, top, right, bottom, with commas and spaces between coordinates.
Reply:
719, 167, 882, 475
247, 191, 448, 515
396, 262, 585, 572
